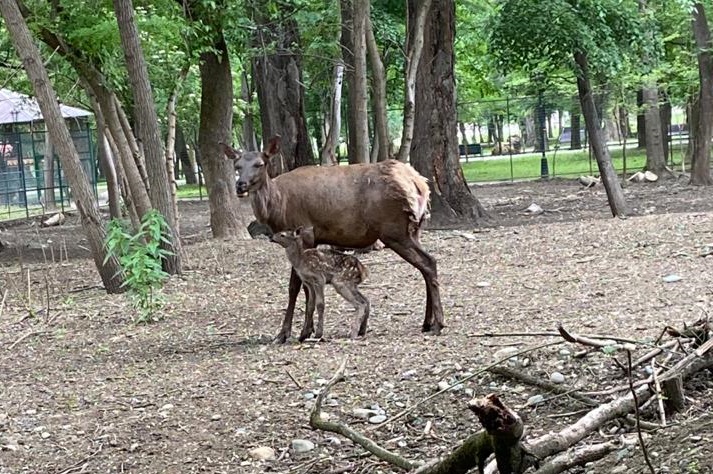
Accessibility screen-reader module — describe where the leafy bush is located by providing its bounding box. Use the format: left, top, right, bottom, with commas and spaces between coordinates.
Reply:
104, 210, 173, 323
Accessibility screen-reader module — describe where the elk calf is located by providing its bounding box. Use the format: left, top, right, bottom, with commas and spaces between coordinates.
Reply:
270, 227, 370, 341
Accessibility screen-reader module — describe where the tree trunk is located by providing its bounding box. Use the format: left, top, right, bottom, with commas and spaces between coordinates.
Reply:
660, 90, 671, 164
252, 6, 314, 171
0, 0, 124, 292
397, 0, 434, 163
410, 0, 486, 225
97, 128, 122, 219
320, 62, 344, 166
571, 98, 582, 150
240, 70, 258, 152
636, 88, 646, 148
198, 36, 246, 237
343, 0, 369, 164
339, 0, 357, 165
642, 86, 667, 174
691, 2, 713, 185
618, 105, 630, 141
175, 124, 195, 184
164, 67, 187, 234
113, 0, 182, 274
42, 131, 56, 210
366, 13, 390, 162
574, 51, 628, 217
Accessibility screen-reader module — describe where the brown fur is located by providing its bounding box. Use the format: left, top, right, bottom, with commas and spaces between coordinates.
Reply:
222, 136, 445, 343
271, 227, 370, 340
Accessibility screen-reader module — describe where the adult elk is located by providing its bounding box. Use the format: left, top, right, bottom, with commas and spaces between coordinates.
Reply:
221, 136, 444, 343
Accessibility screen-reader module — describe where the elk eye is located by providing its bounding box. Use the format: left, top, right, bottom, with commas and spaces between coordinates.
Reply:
255, 162, 264, 168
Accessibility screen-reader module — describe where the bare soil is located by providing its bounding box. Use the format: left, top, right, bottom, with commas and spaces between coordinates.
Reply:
1, 178, 712, 474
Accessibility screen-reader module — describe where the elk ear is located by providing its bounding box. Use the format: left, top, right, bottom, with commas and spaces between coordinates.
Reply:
263, 135, 281, 158
220, 142, 241, 161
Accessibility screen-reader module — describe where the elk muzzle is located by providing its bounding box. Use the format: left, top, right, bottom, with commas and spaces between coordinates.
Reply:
236, 180, 249, 197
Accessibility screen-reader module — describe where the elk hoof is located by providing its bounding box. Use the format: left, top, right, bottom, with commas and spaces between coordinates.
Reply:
422, 324, 443, 336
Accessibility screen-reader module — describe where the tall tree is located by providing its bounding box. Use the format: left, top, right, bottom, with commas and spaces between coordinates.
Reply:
409, 0, 487, 224
0, 0, 123, 292
113, 0, 182, 274
320, 61, 344, 165
366, 13, 390, 162
252, 1, 314, 172
396, 0, 433, 163
182, 0, 247, 238
690, 2, 713, 185
639, 0, 667, 176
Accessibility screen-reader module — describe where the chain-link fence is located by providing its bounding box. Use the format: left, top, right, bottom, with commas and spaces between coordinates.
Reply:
0, 129, 97, 221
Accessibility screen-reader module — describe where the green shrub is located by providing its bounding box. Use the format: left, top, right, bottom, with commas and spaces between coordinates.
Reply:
104, 210, 173, 323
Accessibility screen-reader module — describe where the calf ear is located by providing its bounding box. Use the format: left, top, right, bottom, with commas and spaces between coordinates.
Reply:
263, 135, 281, 157
301, 227, 316, 248
220, 142, 241, 161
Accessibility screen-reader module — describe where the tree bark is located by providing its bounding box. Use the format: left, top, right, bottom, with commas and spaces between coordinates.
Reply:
345, 0, 369, 164
198, 35, 245, 237
574, 51, 628, 217
175, 124, 196, 184
409, 0, 487, 225
570, 98, 582, 150
366, 13, 390, 162
691, 2, 713, 185
397, 0, 433, 163
252, 3, 314, 172
0, 0, 124, 292
339, 0, 357, 165
164, 67, 187, 234
320, 62, 344, 166
113, 0, 182, 274
642, 86, 667, 174
636, 88, 646, 149
96, 127, 122, 219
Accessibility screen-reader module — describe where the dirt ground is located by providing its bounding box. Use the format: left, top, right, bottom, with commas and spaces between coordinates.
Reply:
1, 178, 712, 474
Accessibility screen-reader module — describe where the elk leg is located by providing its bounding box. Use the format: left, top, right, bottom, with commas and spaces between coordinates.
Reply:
299, 283, 316, 342
275, 267, 303, 344
382, 237, 444, 335
314, 284, 326, 340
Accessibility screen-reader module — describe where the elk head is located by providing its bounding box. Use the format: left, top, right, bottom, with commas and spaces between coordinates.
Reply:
269, 226, 316, 249
220, 135, 281, 197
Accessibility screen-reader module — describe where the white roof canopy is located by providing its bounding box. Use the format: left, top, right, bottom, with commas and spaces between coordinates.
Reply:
0, 88, 92, 125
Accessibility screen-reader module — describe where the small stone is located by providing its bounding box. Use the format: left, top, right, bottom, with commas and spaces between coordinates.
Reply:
303, 392, 315, 400
326, 436, 341, 445
527, 395, 545, 406
464, 388, 474, 397
368, 415, 387, 424
689, 435, 702, 442
24, 409, 37, 416
550, 372, 565, 384
397, 440, 408, 448
40, 432, 50, 439
475, 281, 491, 288
315, 378, 328, 385
159, 404, 174, 412
291, 439, 315, 453
129, 442, 140, 452
325, 398, 339, 407
559, 349, 571, 357
248, 446, 276, 461
494, 347, 520, 361
521, 358, 531, 368
662, 274, 682, 283
210, 414, 222, 421
437, 381, 451, 392
611, 465, 628, 473
401, 369, 418, 380
352, 408, 375, 419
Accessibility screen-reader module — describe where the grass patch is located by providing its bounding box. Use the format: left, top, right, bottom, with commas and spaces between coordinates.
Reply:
461, 146, 656, 182
176, 183, 206, 199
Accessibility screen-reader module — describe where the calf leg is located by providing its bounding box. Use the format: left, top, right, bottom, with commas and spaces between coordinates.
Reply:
333, 280, 371, 338
298, 283, 316, 342
275, 268, 309, 344
313, 284, 326, 340
382, 237, 444, 335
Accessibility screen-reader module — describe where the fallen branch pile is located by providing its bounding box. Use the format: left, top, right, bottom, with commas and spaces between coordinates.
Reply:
308, 318, 712, 473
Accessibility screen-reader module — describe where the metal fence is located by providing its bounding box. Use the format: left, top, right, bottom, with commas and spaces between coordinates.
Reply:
0, 129, 96, 221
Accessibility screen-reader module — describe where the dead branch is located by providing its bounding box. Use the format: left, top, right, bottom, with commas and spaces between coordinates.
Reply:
309, 358, 418, 471
532, 441, 619, 474
626, 351, 656, 474
557, 324, 636, 352
631, 339, 684, 370
369, 341, 563, 432
0, 289, 7, 318
472, 329, 644, 345
650, 359, 667, 426
488, 366, 598, 406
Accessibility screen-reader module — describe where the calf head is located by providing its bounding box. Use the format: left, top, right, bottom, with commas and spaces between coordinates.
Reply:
220, 136, 281, 197
269, 226, 316, 250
